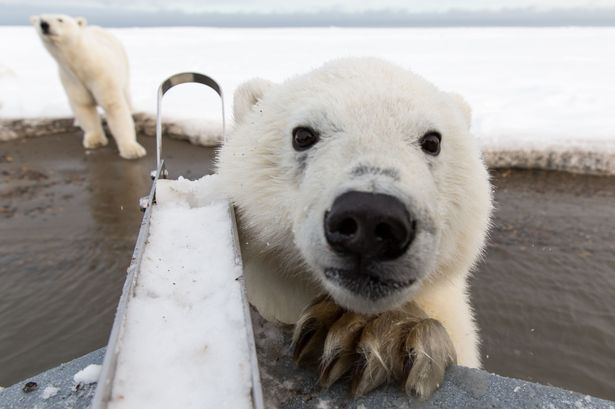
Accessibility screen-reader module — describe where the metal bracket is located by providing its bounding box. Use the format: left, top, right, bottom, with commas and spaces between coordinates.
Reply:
154, 72, 226, 174
139, 72, 224, 212
140, 162, 167, 211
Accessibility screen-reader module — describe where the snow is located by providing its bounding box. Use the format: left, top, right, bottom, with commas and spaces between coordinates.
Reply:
1, 26, 614, 152
41, 385, 59, 400
155, 175, 226, 207
73, 364, 102, 385
316, 400, 332, 409
109, 175, 253, 409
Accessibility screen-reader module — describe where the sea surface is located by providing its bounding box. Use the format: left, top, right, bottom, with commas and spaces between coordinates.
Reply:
0, 134, 614, 400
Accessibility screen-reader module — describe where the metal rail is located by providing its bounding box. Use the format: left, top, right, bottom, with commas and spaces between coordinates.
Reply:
90, 161, 165, 408
92, 73, 264, 409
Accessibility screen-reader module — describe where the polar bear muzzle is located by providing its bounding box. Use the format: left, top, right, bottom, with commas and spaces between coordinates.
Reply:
324, 191, 414, 261
40, 20, 50, 35
322, 190, 417, 301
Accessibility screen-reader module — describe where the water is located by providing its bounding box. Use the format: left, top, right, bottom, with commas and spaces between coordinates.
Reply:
472, 169, 615, 400
0, 133, 214, 386
0, 134, 613, 400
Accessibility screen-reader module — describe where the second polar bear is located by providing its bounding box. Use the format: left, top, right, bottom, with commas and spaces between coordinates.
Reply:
31, 14, 146, 159
217, 58, 493, 399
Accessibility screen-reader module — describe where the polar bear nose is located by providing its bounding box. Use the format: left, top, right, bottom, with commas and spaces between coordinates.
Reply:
325, 191, 415, 261
40, 21, 50, 34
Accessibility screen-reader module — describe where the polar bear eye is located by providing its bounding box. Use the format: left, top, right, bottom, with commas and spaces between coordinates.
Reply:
420, 131, 441, 156
292, 127, 320, 151
58, 18, 63, 23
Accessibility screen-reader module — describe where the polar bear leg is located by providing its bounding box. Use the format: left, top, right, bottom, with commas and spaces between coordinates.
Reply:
123, 87, 134, 112
59, 68, 108, 149
414, 278, 481, 368
70, 102, 109, 149
244, 253, 322, 324
100, 93, 146, 160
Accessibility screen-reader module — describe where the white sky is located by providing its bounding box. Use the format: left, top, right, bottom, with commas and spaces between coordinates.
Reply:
2, 0, 615, 13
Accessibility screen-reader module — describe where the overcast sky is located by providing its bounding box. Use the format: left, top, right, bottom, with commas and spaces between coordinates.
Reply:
3, 0, 615, 13
2, 0, 615, 26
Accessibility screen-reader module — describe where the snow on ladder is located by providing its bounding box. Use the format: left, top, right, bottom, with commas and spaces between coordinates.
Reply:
91, 73, 265, 409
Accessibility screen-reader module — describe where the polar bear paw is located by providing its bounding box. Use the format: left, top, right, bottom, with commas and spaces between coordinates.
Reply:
292, 296, 457, 400
83, 132, 109, 149
118, 142, 147, 160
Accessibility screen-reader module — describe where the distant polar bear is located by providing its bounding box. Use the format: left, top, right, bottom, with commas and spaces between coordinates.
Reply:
217, 58, 493, 399
31, 14, 146, 159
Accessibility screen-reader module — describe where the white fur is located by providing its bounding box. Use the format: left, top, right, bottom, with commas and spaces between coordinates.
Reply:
217, 58, 492, 368
30, 14, 145, 159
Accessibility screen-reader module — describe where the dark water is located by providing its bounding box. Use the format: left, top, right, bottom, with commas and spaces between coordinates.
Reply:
0, 133, 215, 386
0, 134, 614, 400
472, 169, 615, 400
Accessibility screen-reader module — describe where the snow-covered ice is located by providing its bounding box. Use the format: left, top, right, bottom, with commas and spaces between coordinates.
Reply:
1, 26, 614, 153
41, 385, 59, 400
108, 175, 254, 409
73, 364, 102, 385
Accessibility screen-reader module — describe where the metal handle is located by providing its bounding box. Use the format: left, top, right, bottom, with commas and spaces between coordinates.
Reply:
155, 72, 226, 175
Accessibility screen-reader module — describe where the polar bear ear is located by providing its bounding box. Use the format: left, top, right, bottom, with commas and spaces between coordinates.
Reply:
233, 78, 275, 124
76, 17, 87, 27
448, 92, 472, 129
30, 15, 40, 25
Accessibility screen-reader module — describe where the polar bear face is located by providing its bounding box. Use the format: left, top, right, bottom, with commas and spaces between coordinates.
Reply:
220, 58, 492, 315
30, 14, 86, 44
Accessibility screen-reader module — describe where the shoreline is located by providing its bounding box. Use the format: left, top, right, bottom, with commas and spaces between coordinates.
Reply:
0, 115, 222, 148
1, 117, 613, 175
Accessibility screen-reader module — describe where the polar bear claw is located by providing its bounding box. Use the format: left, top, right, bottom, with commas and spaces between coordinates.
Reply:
292, 296, 456, 399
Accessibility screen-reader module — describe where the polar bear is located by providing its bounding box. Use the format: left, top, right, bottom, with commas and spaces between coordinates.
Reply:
30, 14, 146, 159
217, 58, 493, 399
